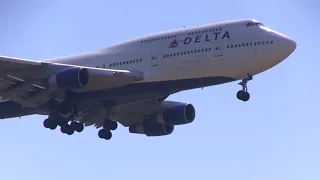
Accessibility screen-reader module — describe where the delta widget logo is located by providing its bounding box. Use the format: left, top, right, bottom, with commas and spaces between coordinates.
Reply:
168, 39, 179, 48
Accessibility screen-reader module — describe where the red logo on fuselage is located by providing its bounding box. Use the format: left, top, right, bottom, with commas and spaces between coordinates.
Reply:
168, 39, 178, 48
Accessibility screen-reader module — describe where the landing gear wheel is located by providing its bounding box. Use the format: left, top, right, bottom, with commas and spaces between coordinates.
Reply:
108, 121, 118, 131
43, 119, 57, 130
237, 74, 253, 101
103, 119, 118, 131
98, 129, 112, 140
61, 124, 74, 135
66, 129, 74, 135
70, 121, 84, 132
237, 90, 250, 101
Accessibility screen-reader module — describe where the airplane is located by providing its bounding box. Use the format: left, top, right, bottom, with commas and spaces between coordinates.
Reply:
0, 19, 296, 140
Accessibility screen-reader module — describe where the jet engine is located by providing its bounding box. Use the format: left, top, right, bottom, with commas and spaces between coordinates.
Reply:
129, 120, 174, 136
155, 101, 196, 125
49, 67, 89, 90
128, 101, 195, 137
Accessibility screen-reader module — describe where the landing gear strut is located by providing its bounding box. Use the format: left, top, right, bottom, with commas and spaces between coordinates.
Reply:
237, 74, 253, 101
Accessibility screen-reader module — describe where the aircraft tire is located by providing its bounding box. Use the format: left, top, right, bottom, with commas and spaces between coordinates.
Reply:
236, 90, 250, 101
43, 119, 57, 130
98, 129, 112, 140
70, 121, 84, 132
108, 121, 118, 131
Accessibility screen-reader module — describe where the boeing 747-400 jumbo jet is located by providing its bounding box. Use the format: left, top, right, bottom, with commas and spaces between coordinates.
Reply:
0, 19, 296, 140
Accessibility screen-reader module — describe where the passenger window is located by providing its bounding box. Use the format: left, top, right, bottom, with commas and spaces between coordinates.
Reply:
270, 41, 273, 44
231, 45, 233, 48
246, 43, 249, 46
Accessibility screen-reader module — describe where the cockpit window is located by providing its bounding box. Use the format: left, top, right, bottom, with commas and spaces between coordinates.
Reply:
246, 22, 264, 27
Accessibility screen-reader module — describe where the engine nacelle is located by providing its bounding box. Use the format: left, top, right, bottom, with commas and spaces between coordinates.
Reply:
129, 120, 174, 136
155, 101, 196, 125
49, 67, 89, 90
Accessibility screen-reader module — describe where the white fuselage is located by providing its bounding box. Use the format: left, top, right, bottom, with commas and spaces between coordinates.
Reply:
49, 19, 296, 86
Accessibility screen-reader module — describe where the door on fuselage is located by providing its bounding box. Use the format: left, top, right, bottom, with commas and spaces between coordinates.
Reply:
213, 40, 223, 57
150, 53, 158, 67
150, 53, 160, 80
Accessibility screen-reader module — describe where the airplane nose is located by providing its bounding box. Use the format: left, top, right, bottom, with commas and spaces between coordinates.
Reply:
284, 36, 296, 54
275, 34, 297, 60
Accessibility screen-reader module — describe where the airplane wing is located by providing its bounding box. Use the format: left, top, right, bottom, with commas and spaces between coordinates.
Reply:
0, 56, 144, 108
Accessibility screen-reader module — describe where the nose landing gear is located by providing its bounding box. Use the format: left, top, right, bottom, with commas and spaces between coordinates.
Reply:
237, 74, 252, 101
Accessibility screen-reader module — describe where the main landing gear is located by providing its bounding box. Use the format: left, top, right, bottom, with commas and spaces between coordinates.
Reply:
236, 74, 253, 102
42, 101, 119, 140
98, 119, 118, 140
43, 114, 84, 135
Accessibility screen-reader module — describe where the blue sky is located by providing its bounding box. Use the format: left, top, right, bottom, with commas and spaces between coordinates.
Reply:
0, 0, 318, 179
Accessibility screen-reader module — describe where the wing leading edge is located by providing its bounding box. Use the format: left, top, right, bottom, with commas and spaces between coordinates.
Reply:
0, 56, 144, 107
